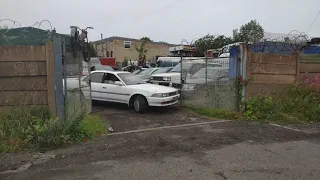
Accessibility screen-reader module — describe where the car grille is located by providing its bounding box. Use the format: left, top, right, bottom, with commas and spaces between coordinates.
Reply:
159, 82, 170, 86
169, 91, 178, 96
152, 77, 163, 81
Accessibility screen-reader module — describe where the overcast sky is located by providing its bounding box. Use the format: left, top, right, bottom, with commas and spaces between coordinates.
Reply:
1, 0, 319, 44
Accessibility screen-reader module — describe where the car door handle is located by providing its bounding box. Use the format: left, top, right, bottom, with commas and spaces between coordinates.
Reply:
102, 87, 107, 89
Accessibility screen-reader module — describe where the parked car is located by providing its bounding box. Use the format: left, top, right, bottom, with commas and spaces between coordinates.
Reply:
132, 68, 148, 75
149, 62, 222, 89
65, 70, 180, 113
181, 67, 229, 99
139, 67, 173, 82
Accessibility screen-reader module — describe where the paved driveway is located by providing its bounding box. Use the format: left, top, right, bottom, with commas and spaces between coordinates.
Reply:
1, 102, 320, 180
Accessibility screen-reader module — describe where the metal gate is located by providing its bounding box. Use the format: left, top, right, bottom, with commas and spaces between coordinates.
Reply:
53, 32, 92, 119
180, 46, 239, 111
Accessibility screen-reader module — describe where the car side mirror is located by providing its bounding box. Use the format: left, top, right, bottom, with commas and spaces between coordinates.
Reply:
114, 81, 123, 86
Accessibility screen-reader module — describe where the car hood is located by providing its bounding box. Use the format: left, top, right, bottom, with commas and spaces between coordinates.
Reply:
151, 72, 180, 77
139, 74, 151, 79
185, 77, 214, 84
128, 83, 177, 93
185, 77, 228, 84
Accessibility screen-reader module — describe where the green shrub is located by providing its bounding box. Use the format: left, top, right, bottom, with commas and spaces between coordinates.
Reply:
244, 82, 320, 124
281, 82, 320, 123
0, 107, 106, 153
244, 96, 279, 121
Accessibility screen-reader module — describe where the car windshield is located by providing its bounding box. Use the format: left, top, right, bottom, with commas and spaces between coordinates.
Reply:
191, 68, 220, 79
118, 73, 147, 85
132, 69, 143, 74
153, 67, 172, 74
139, 68, 156, 75
170, 63, 195, 72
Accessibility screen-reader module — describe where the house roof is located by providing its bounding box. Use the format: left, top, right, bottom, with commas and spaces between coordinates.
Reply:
92, 36, 176, 46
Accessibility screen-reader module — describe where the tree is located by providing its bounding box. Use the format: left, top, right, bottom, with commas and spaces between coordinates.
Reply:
140, 37, 152, 42
194, 34, 233, 56
88, 42, 97, 57
233, 20, 264, 42
135, 40, 148, 66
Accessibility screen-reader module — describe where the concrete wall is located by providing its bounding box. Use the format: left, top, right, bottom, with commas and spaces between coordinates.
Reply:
0, 43, 56, 114
243, 47, 320, 98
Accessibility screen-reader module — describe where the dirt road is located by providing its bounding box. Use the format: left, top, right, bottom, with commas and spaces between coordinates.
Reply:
1, 102, 320, 180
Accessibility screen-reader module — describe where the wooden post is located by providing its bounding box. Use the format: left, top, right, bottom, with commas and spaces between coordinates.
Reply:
296, 52, 300, 82
46, 42, 56, 115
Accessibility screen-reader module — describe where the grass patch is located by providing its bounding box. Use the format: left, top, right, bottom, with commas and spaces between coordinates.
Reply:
244, 82, 320, 125
0, 107, 106, 153
190, 107, 240, 120
189, 82, 320, 125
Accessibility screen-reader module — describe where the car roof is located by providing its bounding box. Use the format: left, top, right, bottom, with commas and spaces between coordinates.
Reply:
92, 70, 130, 74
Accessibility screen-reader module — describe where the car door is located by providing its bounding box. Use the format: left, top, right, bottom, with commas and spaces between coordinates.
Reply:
82, 72, 104, 100
101, 73, 127, 103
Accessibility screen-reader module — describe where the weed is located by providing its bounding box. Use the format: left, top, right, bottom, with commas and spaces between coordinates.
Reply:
244, 82, 320, 124
0, 107, 106, 153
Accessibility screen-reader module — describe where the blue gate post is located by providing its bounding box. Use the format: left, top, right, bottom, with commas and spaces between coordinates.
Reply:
229, 45, 239, 111
53, 32, 65, 120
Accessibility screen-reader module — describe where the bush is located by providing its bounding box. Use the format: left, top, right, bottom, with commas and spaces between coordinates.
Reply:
281, 82, 320, 123
244, 82, 320, 124
244, 96, 279, 121
0, 107, 106, 153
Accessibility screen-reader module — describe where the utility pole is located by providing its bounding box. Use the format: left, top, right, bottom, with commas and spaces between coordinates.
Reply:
100, 33, 104, 57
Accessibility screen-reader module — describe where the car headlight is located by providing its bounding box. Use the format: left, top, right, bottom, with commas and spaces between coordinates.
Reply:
163, 77, 171, 81
151, 93, 169, 97
150, 77, 154, 80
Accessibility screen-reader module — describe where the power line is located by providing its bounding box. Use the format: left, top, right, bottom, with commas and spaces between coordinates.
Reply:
307, 8, 320, 35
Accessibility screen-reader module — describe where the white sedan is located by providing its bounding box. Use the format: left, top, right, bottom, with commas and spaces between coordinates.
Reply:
67, 70, 180, 113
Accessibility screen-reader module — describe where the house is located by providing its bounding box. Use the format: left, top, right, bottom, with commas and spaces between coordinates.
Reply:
92, 36, 174, 65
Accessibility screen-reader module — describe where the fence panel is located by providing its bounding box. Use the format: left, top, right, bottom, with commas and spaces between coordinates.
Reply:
244, 47, 298, 98
180, 56, 238, 111
299, 54, 320, 87
0, 43, 55, 113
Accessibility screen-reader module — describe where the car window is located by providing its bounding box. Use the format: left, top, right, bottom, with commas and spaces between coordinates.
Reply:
218, 69, 228, 77
139, 68, 155, 75
91, 72, 104, 83
153, 68, 172, 74
117, 73, 147, 85
103, 73, 120, 84
191, 68, 220, 79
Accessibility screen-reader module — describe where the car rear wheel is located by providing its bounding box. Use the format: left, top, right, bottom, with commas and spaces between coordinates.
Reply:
133, 95, 148, 113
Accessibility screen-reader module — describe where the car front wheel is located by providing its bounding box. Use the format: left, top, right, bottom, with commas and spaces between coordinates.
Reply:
133, 95, 148, 113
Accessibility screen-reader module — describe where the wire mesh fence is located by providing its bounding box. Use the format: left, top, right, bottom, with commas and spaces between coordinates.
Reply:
62, 51, 92, 118
180, 57, 238, 111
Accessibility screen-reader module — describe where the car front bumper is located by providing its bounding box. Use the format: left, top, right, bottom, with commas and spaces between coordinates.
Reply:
150, 80, 182, 89
147, 94, 180, 106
